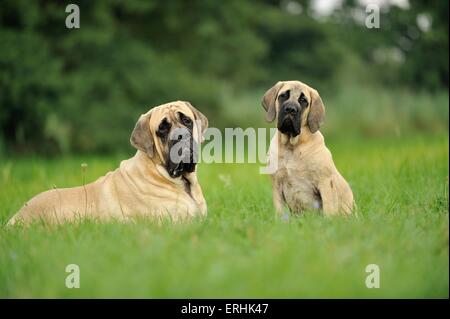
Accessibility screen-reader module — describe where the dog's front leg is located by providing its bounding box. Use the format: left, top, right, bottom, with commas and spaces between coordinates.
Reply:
272, 182, 284, 216
184, 173, 207, 217
318, 179, 339, 216
194, 184, 208, 217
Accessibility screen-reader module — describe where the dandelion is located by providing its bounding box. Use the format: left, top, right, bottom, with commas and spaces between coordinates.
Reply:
218, 174, 232, 188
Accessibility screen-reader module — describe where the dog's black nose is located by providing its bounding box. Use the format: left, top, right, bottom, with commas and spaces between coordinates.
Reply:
284, 105, 297, 114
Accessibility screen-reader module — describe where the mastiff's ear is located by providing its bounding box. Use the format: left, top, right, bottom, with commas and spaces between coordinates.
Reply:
261, 81, 283, 123
307, 89, 325, 133
130, 111, 154, 157
183, 101, 209, 142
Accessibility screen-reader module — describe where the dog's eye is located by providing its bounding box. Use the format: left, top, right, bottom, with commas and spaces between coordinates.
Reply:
278, 91, 290, 100
158, 118, 171, 134
179, 113, 193, 127
299, 94, 308, 107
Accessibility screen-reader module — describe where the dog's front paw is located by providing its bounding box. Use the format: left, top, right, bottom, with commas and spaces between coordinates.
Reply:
280, 211, 290, 222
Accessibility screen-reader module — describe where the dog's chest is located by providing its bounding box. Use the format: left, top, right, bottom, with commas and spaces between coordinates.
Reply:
99, 165, 203, 221
273, 150, 322, 212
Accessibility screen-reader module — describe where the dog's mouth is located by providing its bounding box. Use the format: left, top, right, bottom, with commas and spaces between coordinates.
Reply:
166, 127, 198, 178
166, 144, 198, 179
278, 115, 301, 137
168, 160, 196, 178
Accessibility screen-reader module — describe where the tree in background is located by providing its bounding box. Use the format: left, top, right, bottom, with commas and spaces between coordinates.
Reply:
0, 0, 448, 155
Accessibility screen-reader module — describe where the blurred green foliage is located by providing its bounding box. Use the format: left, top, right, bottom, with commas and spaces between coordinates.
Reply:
0, 0, 448, 155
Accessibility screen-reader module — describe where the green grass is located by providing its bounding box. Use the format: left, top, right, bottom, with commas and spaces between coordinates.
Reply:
0, 133, 448, 298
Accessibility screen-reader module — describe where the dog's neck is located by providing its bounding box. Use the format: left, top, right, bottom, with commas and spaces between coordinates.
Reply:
133, 151, 182, 183
279, 128, 321, 147
134, 150, 197, 194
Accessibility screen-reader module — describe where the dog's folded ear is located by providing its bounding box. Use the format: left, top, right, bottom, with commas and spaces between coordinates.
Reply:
261, 81, 283, 123
130, 111, 154, 157
308, 89, 325, 133
183, 101, 209, 142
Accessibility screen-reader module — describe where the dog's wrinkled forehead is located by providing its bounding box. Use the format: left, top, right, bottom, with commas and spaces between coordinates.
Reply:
278, 81, 313, 101
147, 101, 194, 130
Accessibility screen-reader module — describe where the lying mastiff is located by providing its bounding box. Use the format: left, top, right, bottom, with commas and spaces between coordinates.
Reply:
8, 101, 208, 225
262, 81, 354, 216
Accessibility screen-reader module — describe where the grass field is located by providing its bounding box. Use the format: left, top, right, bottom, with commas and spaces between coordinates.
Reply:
0, 133, 448, 298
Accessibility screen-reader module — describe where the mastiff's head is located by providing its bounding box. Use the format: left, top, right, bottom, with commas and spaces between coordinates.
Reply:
130, 101, 208, 178
261, 81, 325, 137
